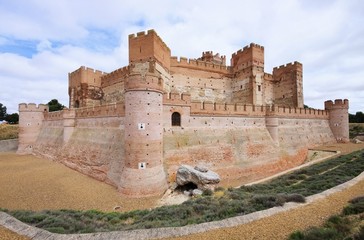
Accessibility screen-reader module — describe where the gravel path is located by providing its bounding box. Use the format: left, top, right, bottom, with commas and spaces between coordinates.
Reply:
0, 143, 363, 239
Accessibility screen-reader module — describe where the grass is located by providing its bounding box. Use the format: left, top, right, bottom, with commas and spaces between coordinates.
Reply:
0, 124, 18, 140
2, 149, 364, 234
288, 195, 364, 240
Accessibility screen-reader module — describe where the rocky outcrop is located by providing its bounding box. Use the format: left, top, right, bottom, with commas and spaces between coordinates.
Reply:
176, 165, 220, 190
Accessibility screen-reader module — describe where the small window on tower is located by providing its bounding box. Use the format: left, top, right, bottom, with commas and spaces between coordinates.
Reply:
140, 46, 142, 53
258, 85, 261, 91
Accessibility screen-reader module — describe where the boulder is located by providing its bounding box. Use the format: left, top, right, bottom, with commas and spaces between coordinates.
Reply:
192, 189, 203, 196
176, 164, 220, 190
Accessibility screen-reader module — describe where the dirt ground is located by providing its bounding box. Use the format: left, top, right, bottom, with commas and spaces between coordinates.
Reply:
0, 142, 363, 239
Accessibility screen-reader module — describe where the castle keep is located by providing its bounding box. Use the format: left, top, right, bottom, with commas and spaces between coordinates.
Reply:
17, 30, 349, 197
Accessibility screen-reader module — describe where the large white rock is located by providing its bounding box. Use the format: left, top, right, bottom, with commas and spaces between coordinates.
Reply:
176, 165, 220, 190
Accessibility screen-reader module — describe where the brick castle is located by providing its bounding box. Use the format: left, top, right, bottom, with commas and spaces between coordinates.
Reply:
17, 30, 349, 197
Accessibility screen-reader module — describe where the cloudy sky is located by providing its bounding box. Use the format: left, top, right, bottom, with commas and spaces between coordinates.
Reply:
0, 0, 363, 114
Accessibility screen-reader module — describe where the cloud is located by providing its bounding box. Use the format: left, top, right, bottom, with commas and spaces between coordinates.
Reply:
0, 0, 363, 114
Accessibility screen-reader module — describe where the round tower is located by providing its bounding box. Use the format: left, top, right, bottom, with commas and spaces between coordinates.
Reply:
119, 69, 167, 196
324, 99, 349, 143
17, 103, 48, 154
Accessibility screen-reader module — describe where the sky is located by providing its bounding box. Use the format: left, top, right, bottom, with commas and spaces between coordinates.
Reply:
0, 0, 363, 114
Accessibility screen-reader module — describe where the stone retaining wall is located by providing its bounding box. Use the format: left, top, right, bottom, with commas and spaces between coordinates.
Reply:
1, 171, 363, 240
0, 139, 18, 152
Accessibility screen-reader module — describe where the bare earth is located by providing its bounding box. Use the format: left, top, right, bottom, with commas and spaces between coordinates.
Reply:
0, 143, 363, 239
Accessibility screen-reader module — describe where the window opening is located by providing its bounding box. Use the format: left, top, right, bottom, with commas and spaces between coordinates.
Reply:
171, 112, 181, 126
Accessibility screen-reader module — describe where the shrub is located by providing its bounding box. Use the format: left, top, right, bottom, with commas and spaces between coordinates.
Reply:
202, 189, 213, 196
283, 194, 306, 203
354, 226, 364, 240
343, 201, 364, 215
302, 227, 340, 240
348, 195, 364, 204
288, 231, 305, 240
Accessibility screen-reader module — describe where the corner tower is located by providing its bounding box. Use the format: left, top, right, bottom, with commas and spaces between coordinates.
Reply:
119, 61, 168, 196
17, 103, 48, 154
325, 99, 349, 143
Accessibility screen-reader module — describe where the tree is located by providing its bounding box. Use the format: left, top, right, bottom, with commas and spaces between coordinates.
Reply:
349, 111, 364, 123
0, 103, 7, 121
47, 99, 65, 112
5, 113, 19, 124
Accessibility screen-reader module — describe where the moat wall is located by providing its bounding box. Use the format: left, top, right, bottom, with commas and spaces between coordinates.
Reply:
33, 117, 125, 187
163, 116, 335, 186
31, 111, 335, 190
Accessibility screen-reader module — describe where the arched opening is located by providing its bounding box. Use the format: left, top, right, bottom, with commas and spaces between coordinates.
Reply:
75, 100, 80, 108
171, 112, 181, 126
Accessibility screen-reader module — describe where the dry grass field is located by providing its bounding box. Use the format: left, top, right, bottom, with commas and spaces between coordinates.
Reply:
0, 124, 18, 140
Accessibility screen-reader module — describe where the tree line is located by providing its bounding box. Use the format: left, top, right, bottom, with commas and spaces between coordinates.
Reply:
349, 112, 364, 123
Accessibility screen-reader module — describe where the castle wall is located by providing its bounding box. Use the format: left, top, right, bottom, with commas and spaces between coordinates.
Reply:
167, 72, 232, 103
170, 57, 231, 76
102, 82, 125, 104
263, 73, 275, 106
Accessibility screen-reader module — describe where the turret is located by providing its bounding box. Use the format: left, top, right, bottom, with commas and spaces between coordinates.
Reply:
230, 43, 265, 105
119, 61, 168, 196
198, 51, 226, 65
17, 103, 48, 154
68, 66, 105, 108
230, 43, 264, 73
325, 99, 349, 143
272, 61, 303, 108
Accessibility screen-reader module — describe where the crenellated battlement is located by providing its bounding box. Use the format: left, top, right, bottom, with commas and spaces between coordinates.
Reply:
189, 101, 329, 119
101, 66, 129, 88
231, 43, 264, 58
163, 92, 191, 105
44, 110, 63, 120
231, 43, 264, 71
129, 29, 170, 53
198, 51, 226, 65
19, 103, 48, 112
324, 99, 349, 110
273, 61, 303, 73
170, 56, 231, 74
264, 73, 274, 81
75, 102, 125, 118
68, 66, 106, 79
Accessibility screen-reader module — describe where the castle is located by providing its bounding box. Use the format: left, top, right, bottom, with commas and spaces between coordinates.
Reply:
17, 30, 349, 197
